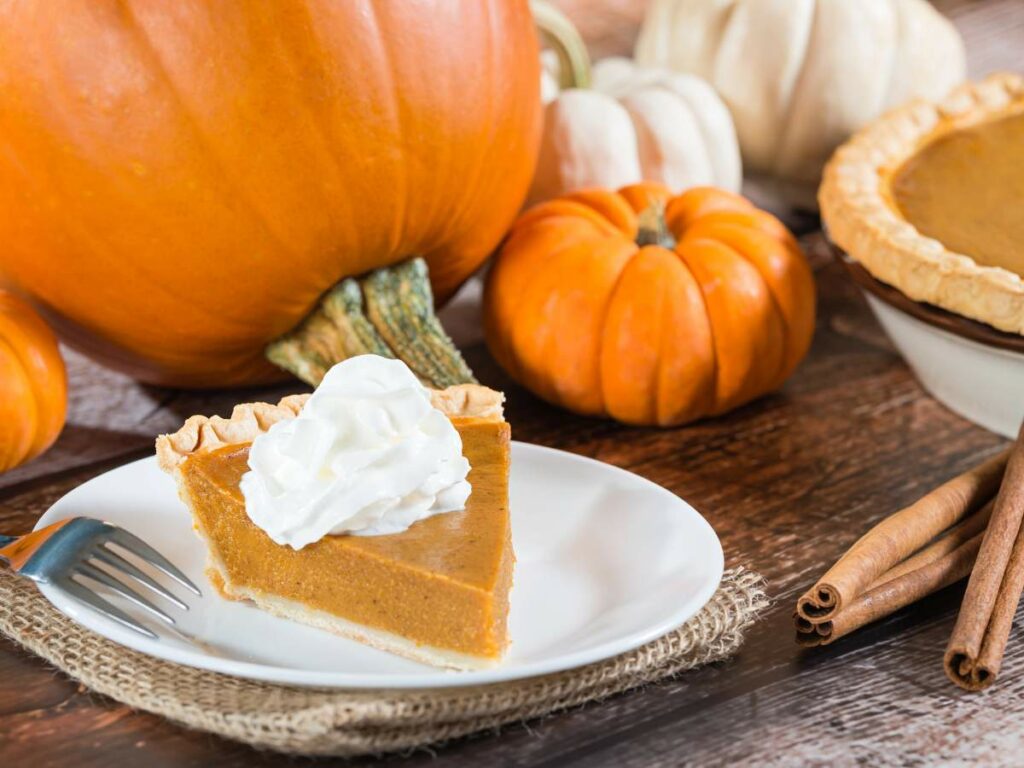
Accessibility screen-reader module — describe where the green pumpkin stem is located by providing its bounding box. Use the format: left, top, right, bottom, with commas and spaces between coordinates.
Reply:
265, 257, 476, 389
636, 202, 677, 250
531, 0, 591, 90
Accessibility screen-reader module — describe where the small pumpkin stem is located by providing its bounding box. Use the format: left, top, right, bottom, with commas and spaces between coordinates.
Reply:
636, 202, 677, 249
531, 0, 591, 90
266, 257, 476, 389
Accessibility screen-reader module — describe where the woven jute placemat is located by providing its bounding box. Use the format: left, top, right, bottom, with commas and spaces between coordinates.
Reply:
0, 566, 767, 758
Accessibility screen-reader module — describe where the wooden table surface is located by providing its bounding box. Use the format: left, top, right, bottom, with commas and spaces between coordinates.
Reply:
2, 2, 1023, 766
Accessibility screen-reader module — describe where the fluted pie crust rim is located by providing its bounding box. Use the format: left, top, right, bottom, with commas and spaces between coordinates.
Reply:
819, 73, 1024, 336
156, 383, 504, 473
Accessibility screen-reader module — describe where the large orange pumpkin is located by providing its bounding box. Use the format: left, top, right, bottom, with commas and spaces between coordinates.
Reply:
0, 291, 67, 472
0, 1, 541, 388
484, 183, 816, 426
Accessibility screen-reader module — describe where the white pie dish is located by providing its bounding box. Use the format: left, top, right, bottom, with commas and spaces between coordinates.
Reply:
839, 252, 1024, 439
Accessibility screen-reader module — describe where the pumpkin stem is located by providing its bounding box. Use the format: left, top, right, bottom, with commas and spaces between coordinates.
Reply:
532, 0, 591, 90
636, 202, 677, 249
265, 257, 476, 389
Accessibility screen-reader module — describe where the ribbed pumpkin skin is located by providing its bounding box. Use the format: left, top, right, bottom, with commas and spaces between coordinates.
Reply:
0, 1, 541, 387
0, 292, 67, 473
484, 183, 816, 426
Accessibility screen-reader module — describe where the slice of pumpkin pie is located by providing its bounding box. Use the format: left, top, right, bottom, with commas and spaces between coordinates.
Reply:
156, 356, 513, 670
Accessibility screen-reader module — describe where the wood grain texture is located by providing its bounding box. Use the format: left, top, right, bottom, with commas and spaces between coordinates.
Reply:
2, 1, 1024, 765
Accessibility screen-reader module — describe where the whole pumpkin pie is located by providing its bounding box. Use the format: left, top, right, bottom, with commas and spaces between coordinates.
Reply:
819, 73, 1024, 334
156, 383, 513, 670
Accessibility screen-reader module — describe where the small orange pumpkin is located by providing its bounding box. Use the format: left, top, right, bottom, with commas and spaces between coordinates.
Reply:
484, 182, 815, 426
0, 291, 67, 472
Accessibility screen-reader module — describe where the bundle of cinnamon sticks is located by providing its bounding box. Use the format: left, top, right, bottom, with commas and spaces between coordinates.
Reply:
795, 423, 1024, 691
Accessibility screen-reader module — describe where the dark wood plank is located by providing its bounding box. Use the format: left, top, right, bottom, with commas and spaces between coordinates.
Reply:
2, 2, 1023, 765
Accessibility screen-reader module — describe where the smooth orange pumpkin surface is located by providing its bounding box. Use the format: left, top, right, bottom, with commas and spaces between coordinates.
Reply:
0, 1, 541, 387
484, 183, 816, 426
0, 292, 67, 473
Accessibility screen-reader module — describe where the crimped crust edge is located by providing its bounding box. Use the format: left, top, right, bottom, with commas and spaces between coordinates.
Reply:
155, 384, 505, 473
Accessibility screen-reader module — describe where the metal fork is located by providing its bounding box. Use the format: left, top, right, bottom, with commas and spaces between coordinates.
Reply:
0, 518, 201, 639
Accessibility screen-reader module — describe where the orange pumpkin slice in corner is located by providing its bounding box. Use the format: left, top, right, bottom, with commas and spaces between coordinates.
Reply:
0, 291, 67, 473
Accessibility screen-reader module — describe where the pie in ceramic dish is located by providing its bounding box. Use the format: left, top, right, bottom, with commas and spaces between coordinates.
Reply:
819, 73, 1024, 335
156, 383, 513, 670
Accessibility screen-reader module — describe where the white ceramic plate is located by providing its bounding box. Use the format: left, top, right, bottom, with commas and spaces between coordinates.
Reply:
34, 442, 723, 689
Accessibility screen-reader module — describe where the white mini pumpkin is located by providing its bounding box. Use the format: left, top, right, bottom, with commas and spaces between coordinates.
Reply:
528, 2, 741, 206
635, 0, 966, 187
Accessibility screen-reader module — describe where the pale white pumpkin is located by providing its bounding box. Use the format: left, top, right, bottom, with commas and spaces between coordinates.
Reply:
635, 0, 966, 185
529, 56, 742, 206
530, 1, 741, 204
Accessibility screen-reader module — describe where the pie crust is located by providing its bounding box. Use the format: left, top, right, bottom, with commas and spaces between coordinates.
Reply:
156, 383, 504, 472
819, 73, 1024, 335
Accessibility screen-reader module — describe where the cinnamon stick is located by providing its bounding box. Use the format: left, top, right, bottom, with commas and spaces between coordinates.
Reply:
797, 533, 983, 647
866, 501, 993, 590
945, 423, 1024, 691
796, 503, 992, 646
796, 450, 1008, 624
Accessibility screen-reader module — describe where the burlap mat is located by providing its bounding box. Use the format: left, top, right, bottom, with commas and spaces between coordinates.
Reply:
0, 566, 766, 758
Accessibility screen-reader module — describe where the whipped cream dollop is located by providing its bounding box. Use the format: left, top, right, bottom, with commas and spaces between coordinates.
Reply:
240, 355, 471, 549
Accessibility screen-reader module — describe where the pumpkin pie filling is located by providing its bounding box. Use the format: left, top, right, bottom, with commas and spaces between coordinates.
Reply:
889, 112, 1024, 277
157, 384, 514, 669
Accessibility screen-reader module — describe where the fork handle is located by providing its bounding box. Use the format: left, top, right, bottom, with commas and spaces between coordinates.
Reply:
1, 521, 76, 570
0, 534, 13, 565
